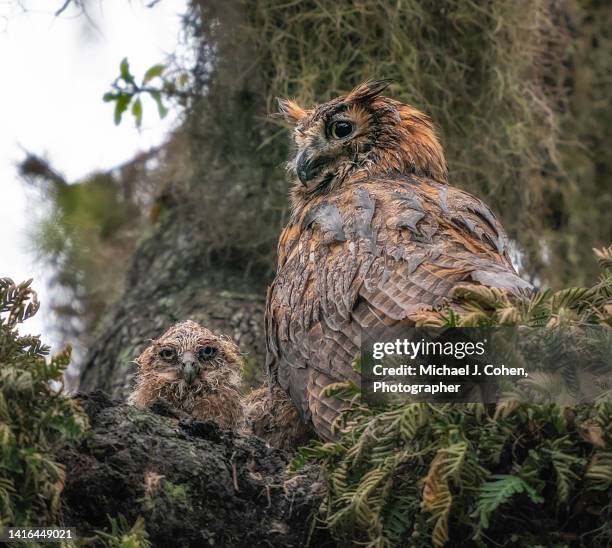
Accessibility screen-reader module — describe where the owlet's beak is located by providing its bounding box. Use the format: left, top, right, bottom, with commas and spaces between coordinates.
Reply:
180, 351, 197, 384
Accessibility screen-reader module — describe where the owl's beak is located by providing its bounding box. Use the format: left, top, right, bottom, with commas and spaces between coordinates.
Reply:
181, 351, 197, 384
296, 150, 330, 186
296, 151, 311, 186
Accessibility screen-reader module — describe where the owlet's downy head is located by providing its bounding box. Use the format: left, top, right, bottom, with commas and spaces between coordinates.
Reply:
277, 79, 448, 205
129, 320, 244, 429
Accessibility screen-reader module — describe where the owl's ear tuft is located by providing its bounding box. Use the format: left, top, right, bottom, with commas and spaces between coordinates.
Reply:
276, 97, 307, 124
347, 79, 393, 103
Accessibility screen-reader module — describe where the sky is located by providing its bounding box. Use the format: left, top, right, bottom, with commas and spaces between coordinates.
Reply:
0, 0, 187, 348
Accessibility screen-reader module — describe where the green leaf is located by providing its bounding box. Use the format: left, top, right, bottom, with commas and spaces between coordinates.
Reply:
586, 450, 612, 490
143, 63, 165, 84
475, 475, 543, 530
150, 90, 168, 119
131, 97, 143, 128
177, 72, 190, 87
114, 93, 132, 126
102, 92, 116, 103
322, 381, 359, 399
119, 57, 134, 84
288, 441, 344, 473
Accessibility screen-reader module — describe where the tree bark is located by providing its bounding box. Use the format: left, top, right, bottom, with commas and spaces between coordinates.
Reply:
59, 392, 330, 546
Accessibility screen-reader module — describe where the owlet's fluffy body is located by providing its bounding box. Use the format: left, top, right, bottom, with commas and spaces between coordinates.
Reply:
129, 320, 243, 429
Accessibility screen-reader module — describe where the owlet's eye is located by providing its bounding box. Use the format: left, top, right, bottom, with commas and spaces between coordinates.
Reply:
330, 120, 353, 139
198, 346, 218, 361
158, 347, 176, 361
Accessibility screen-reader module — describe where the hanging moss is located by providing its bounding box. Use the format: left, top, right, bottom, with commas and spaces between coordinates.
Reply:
183, 0, 610, 286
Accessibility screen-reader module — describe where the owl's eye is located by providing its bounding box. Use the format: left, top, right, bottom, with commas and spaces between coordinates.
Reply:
158, 347, 176, 361
330, 120, 353, 139
198, 346, 218, 361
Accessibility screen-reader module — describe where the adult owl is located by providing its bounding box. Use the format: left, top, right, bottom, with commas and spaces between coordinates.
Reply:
265, 80, 531, 441
129, 320, 243, 429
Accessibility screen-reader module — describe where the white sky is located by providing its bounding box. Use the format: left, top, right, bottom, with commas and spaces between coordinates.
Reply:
0, 0, 187, 348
